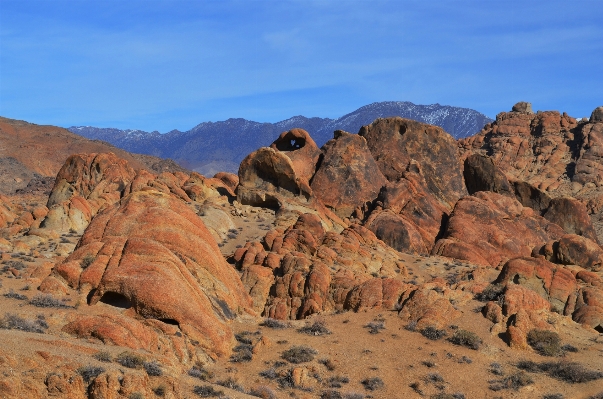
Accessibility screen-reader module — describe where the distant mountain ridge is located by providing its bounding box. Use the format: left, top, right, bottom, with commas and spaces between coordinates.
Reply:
69, 101, 493, 175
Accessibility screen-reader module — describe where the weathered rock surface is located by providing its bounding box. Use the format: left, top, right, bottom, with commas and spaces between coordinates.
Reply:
359, 117, 467, 209
433, 191, 565, 267
41, 153, 137, 233
364, 170, 448, 255
310, 130, 386, 219
270, 128, 321, 185
43, 189, 253, 358
234, 213, 410, 319
555, 234, 603, 271
463, 154, 513, 196
237, 147, 309, 207
542, 197, 599, 242
459, 110, 578, 192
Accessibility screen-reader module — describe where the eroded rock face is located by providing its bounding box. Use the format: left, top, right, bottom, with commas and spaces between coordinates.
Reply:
270, 128, 321, 184
364, 170, 448, 255
234, 213, 410, 319
359, 117, 466, 209
459, 110, 578, 192
555, 234, 603, 271
433, 191, 565, 267
310, 131, 387, 219
237, 147, 308, 207
542, 197, 599, 242
590, 106, 603, 123
44, 189, 253, 358
512, 101, 534, 114
41, 153, 136, 233
463, 154, 513, 196
489, 256, 603, 333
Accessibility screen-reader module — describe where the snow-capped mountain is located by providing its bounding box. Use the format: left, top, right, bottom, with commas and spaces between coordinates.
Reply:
68, 101, 492, 175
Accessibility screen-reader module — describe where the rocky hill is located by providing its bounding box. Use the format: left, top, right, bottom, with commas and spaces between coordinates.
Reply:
0, 117, 188, 195
1, 105, 602, 399
69, 101, 493, 175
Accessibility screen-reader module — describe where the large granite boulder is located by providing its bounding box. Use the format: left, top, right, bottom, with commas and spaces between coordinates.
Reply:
43, 189, 253, 358
310, 130, 387, 219
359, 117, 466, 209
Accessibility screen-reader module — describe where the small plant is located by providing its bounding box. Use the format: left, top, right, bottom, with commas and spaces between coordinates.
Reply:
282, 345, 317, 363
260, 318, 288, 329
476, 284, 505, 302
0, 313, 48, 333
188, 364, 214, 381
527, 329, 561, 356
561, 343, 578, 353
29, 293, 70, 308
230, 343, 253, 363
422, 360, 436, 368
489, 372, 534, 391
116, 351, 144, 369
77, 365, 105, 383
448, 329, 482, 350
431, 394, 466, 399
425, 373, 445, 384
543, 394, 564, 399
249, 385, 278, 399
343, 394, 364, 399
490, 362, 504, 375
361, 377, 384, 391
298, 320, 331, 336
326, 375, 350, 388
3, 289, 27, 300
321, 391, 343, 399
93, 351, 112, 362
319, 358, 336, 371
517, 360, 603, 383
143, 360, 163, 376
192, 385, 223, 397
129, 393, 144, 399
365, 321, 385, 334
421, 326, 447, 341
259, 368, 278, 380
80, 254, 96, 269
154, 384, 167, 397
405, 320, 418, 331
216, 377, 244, 392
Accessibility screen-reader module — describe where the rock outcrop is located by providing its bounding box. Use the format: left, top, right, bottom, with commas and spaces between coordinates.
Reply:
433, 191, 566, 267
310, 130, 386, 219
43, 189, 253, 358
234, 213, 409, 319
359, 117, 467, 209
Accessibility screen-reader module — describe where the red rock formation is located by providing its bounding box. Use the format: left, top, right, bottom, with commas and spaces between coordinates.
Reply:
270, 128, 321, 185
44, 189, 253, 358
234, 213, 409, 319
310, 130, 387, 219
359, 117, 467, 209
433, 191, 565, 267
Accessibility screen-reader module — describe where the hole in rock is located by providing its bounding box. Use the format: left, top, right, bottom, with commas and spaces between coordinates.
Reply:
274, 134, 306, 151
595, 325, 603, 334
159, 318, 180, 326
513, 274, 520, 284
99, 291, 132, 309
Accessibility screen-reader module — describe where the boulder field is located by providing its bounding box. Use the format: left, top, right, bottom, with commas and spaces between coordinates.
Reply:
1, 104, 603, 397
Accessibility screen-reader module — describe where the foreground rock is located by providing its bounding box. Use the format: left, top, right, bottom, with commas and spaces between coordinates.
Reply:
43, 189, 253, 358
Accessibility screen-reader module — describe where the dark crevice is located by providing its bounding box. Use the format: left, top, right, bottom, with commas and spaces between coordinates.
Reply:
99, 291, 132, 309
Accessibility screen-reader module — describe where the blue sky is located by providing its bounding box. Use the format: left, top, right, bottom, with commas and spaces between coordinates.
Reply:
1, 0, 602, 132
